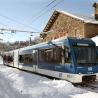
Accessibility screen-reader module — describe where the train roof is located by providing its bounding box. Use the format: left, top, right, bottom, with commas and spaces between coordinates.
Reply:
19, 36, 67, 50
4, 37, 95, 54
20, 37, 94, 49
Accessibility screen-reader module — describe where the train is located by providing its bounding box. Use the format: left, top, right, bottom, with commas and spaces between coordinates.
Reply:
2, 37, 98, 83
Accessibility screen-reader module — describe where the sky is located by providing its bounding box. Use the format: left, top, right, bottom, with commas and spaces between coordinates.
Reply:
0, 0, 98, 42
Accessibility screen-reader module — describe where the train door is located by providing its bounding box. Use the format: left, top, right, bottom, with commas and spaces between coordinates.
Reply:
7, 51, 14, 67
14, 50, 19, 68
0, 55, 3, 64
18, 49, 38, 72
64, 46, 74, 73
32, 50, 38, 72
3, 53, 7, 65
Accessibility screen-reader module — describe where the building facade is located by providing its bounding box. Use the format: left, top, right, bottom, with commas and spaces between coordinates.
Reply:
41, 3, 98, 42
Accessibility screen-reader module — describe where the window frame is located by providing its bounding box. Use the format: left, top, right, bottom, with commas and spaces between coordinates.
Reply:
38, 47, 63, 64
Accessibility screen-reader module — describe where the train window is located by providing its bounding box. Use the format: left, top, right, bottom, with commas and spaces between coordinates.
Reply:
19, 55, 24, 63
3, 55, 6, 62
74, 45, 96, 66
8, 55, 13, 62
65, 47, 71, 63
3, 55, 6, 61
38, 47, 62, 64
3, 54, 13, 63
19, 54, 33, 64
53, 48, 62, 63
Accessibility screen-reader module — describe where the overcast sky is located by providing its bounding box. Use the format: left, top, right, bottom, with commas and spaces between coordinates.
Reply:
0, 0, 98, 42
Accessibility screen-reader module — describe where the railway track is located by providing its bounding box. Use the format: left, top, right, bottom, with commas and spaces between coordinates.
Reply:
75, 81, 98, 93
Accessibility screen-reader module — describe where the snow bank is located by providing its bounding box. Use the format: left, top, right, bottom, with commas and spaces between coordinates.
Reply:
71, 92, 98, 98
0, 65, 79, 98
0, 56, 3, 64
0, 65, 98, 98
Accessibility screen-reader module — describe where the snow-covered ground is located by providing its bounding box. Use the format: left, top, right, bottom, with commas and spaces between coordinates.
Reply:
0, 64, 98, 98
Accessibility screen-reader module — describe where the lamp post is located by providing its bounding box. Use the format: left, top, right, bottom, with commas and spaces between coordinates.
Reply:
29, 32, 33, 46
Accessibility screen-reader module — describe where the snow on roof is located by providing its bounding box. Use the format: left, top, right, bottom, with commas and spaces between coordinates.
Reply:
56, 10, 98, 24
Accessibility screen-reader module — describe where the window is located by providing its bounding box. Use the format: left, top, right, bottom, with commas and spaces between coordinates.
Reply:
19, 55, 23, 63
38, 47, 62, 64
3, 55, 6, 60
19, 50, 37, 65
73, 45, 96, 66
3, 55, 7, 62
19, 54, 33, 64
38, 46, 72, 64
3, 54, 13, 63
8, 55, 13, 62
65, 47, 71, 63
38, 46, 72, 71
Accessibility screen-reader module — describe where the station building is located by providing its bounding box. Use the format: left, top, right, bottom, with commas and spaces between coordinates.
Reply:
41, 3, 98, 42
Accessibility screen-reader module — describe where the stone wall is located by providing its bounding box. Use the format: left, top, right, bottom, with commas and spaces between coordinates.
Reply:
42, 13, 85, 42
85, 23, 98, 38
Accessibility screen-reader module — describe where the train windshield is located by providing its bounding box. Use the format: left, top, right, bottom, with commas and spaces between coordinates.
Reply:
73, 44, 96, 66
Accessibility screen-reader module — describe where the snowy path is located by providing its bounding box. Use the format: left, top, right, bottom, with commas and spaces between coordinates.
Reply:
0, 65, 98, 98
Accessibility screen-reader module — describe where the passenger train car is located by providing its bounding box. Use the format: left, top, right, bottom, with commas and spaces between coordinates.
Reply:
3, 37, 98, 83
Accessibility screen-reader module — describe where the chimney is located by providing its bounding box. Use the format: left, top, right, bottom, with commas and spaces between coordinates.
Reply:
93, 2, 98, 20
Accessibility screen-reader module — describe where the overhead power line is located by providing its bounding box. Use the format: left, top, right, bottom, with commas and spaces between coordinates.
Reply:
46, 0, 57, 7
0, 0, 58, 32
28, 0, 57, 22
0, 28, 40, 34
0, 22, 13, 33
0, 0, 64, 32
0, 13, 39, 31
0, 22, 8, 28
30, 0, 64, 24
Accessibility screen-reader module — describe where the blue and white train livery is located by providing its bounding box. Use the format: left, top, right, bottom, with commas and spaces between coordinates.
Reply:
3, 37, 98, 83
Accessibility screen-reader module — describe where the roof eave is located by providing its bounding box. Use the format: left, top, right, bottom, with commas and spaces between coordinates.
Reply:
43, 10, 59, 32
43, 10, 98, 32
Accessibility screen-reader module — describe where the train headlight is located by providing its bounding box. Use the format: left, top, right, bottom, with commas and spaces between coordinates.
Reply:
79, 72, 81, 75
